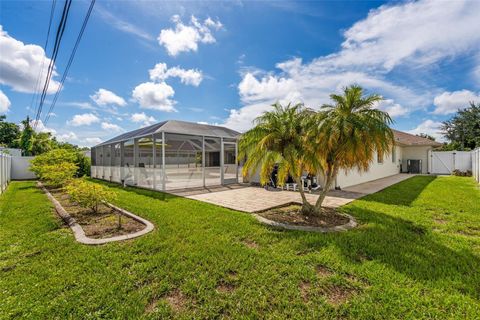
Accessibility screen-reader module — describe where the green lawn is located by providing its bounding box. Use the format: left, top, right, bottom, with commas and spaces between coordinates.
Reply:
1, 176, 479, 319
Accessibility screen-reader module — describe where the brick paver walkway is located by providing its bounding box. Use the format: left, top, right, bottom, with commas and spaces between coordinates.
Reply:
184, 174, 415, 213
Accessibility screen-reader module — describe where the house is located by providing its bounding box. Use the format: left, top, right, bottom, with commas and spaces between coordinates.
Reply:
90, 120, 240, 191
92, 120, 441, 191
330, 129, 441, 189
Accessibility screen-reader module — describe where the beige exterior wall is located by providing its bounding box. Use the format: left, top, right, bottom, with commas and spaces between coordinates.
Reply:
331, 145, 403, 189
247, 144, 433, 188
401, 146, 433, 174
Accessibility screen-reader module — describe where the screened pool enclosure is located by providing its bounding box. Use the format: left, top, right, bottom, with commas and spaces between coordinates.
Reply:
91, 120, 240, 190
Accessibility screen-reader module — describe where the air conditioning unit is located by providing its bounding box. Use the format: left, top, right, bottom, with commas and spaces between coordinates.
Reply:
407, 159, 422, 174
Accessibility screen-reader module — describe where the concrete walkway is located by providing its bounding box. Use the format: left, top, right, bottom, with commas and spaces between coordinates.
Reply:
185, 174, 416, 213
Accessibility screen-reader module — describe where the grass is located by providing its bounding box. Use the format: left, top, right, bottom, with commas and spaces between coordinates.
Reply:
1, 176, 479, 319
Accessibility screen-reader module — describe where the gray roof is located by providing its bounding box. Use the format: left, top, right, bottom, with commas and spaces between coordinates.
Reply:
95, 120, 240, 147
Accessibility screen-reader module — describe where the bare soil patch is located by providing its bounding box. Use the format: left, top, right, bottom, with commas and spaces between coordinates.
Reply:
48, 187, 145, 239
216, 281, 236, 293
144, 296, 159, 314
434, 218, 448, 225
299, 281, 311, 302
165, 289, 187, 313
258, 204, 350, 228
242, 239, 259, 249
323, 284, 357, 306
316, 265, 334, 277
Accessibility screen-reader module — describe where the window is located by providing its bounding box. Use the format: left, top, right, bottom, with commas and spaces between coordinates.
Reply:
392, 146, 396, 163
377, 151, 383, 164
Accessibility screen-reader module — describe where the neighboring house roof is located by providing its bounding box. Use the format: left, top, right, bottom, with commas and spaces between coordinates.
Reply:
95, 120, 240, 147
392, 129, 442, 147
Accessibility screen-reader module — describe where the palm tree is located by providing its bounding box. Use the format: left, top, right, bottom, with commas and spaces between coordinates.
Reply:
239, 102, 321, 215
312, 85, 394, 212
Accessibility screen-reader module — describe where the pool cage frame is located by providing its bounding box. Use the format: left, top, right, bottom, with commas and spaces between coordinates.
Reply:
90, 121, 240, 191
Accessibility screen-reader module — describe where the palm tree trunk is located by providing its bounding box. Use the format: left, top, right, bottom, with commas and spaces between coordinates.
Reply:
315, 171, 335, 213
297, 176, 317, 216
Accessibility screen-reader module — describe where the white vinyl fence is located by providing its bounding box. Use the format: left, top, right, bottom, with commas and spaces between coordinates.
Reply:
473, 148, 480, 183
430, 151, 472, 175
11, 156, 36, 180
0, 152, 12, 194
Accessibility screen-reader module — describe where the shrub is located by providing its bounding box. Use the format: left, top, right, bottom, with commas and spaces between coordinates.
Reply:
30, 149, 77, 178
41, 162, 78, 187
30, 149, 90, 185
452, 169, 472, 177
74, 152, 91, 177
66, 179, 116, 214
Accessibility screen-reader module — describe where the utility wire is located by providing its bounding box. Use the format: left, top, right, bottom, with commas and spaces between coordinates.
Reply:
34, 0, 72, 129
30, 0, 57, 120
44, 0, 96, 125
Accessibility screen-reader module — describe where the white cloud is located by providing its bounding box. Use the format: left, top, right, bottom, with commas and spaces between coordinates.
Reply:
149, 63, 203, 86
85, 137, 102, 145
316, 0, 480, 72
131, 112, 156, 127
57, 131, 78, 142
68, 113, 100, 127
90, 88, 126, 107
226, 66, 426, 131
407, 119, 444, 142
158, 15, 222, 56
375, 99, 409, 118
64, 101, 97, 110
132, 81, 176, 112
30, 119, 56, 134
101, 122, 123, 132
224, 0, 480, 131
0, 90, 11, 113
238, 73, 299, 104
432, 90, 480, 115
95, 5, 154, 41
0, 25, 60, 93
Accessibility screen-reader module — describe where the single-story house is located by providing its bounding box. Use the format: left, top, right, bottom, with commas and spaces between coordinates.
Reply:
90, 120, 240, 191
91, 120, 441, 191
332, 129, 441, 189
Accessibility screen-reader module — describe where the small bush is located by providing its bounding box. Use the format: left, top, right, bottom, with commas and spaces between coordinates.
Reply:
41, 162, 78, 187
452, 169, 472, 177
30, 149, 90, 183
75, 152, 91, 177
66, 179, 116, 214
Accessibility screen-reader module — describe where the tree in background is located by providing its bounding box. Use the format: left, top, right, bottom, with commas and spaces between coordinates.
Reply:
19, 116, 35, 156
31, 132, 56, 155
441, 102, 480, 150
416, 133, 436, 141
0, 115, 20, 148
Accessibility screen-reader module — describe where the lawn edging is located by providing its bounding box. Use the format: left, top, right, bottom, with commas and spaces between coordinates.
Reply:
252, 212, 357, 233
38, 182, 154, 245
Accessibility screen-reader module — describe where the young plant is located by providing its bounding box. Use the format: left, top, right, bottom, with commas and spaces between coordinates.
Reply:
66, 179, 117, 214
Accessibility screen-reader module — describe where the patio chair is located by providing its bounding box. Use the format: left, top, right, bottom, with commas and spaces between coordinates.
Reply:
284, 175, 297, 191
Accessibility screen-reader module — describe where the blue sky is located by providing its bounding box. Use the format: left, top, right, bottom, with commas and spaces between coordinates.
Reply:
1, 0, 479, 146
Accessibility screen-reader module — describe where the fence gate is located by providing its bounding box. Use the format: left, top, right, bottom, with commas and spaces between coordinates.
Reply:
430, 151, 472, 174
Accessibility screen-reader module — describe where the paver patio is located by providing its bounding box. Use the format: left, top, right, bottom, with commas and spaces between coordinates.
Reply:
184, 174, 416, 212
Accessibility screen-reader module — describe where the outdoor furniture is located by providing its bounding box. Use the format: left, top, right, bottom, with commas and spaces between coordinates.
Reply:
285, 183, 297, 191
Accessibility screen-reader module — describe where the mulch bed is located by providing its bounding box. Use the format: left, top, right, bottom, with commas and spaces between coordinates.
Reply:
258, 204, 350, 228
48, 187, 145, 239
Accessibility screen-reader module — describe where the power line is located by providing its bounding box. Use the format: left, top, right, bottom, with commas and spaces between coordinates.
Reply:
44, 0, 96, 125
30, 0, 57, 120
34, 0, 72, 129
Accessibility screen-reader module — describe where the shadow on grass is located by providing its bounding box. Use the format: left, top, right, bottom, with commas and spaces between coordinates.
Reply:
279, 205, 480, 299
361, 175, 436, 206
